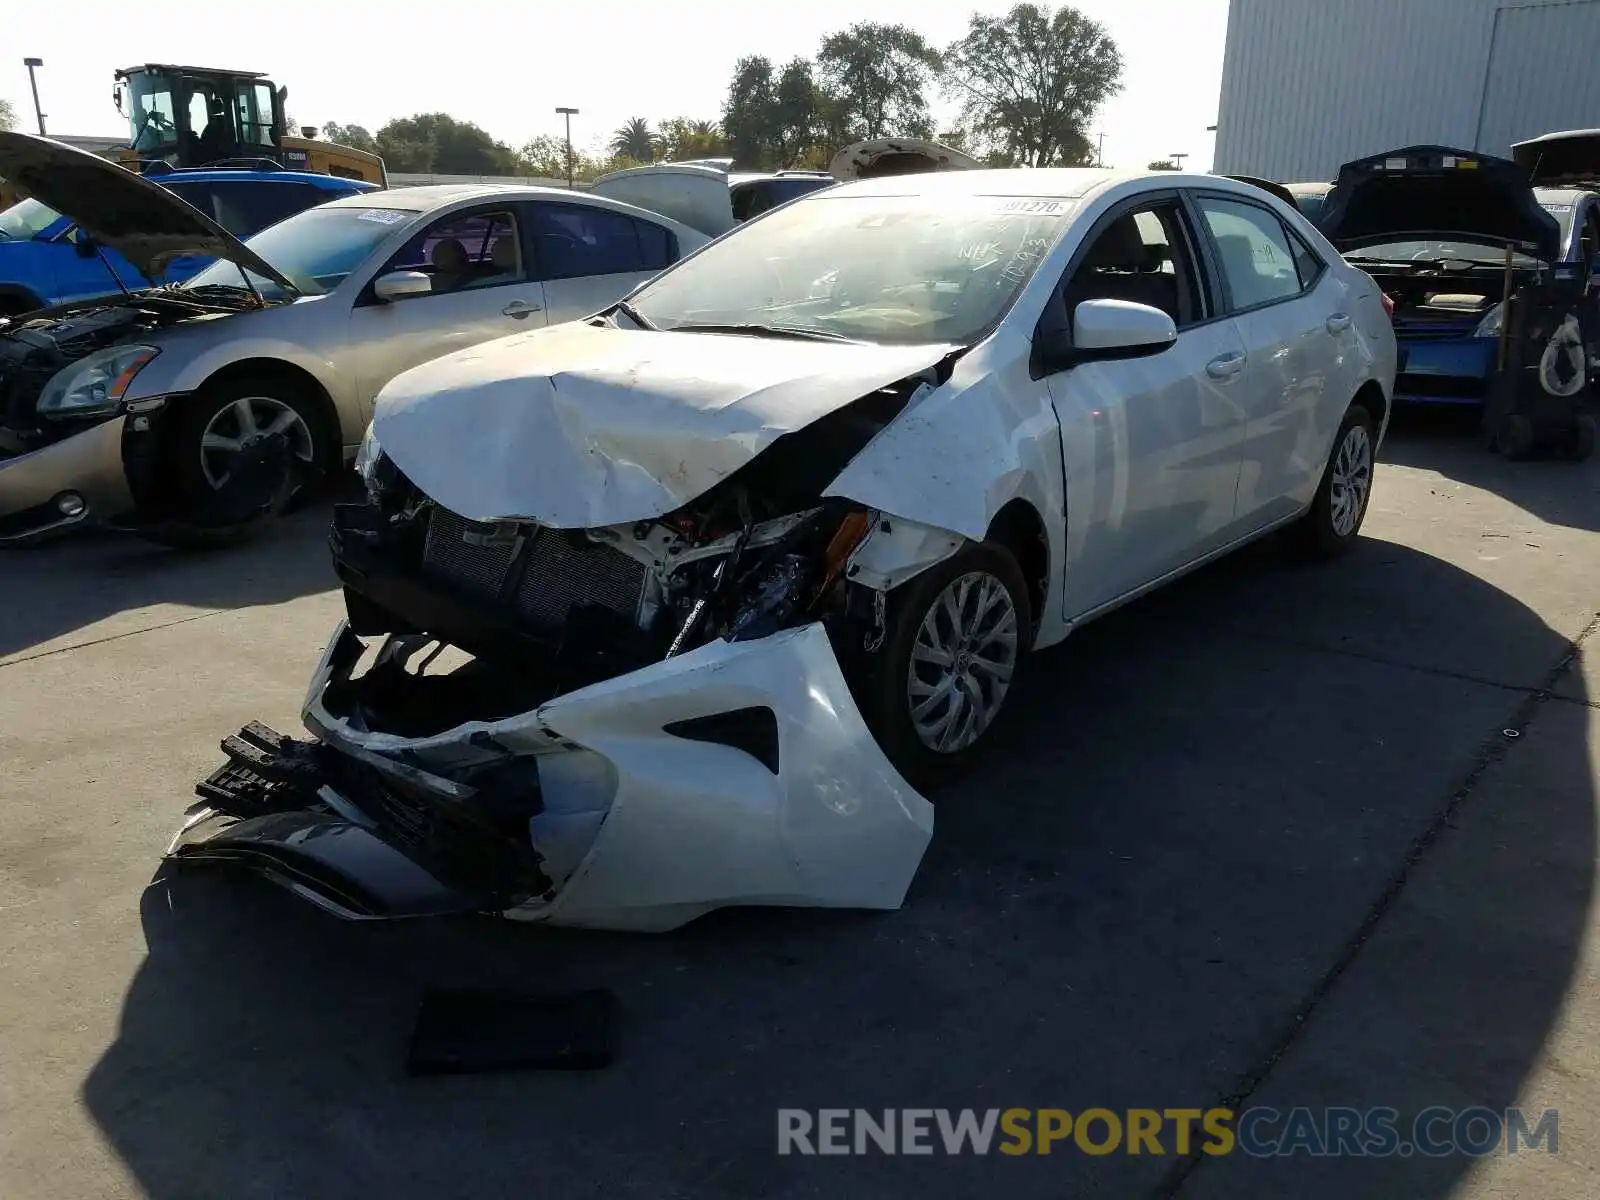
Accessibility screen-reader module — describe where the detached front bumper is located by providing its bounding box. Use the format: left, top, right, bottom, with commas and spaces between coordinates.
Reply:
167, 620, 934, 933
0, 415, 132, 544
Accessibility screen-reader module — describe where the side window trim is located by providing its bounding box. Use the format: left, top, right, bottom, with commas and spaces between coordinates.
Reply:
1189, 188, 1319, 317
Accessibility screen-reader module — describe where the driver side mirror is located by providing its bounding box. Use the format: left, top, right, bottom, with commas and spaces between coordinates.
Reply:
1032, 297, 1178, 376
373, 270, 432, 302
1072, 299, 1178, 358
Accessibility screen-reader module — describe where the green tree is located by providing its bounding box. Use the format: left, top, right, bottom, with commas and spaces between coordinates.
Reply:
722, 55, 781, 168
655, 117, 726, 162
609, 117, 655, 163
1147, 159, 1177, 171
0, 97, 17, 132
941, 3, 1123, 167
519, 134, 570, 178
373, 113, 520, 174
816, 22, 941, 143
321, 122, 379, 155
773, 58, 821, 165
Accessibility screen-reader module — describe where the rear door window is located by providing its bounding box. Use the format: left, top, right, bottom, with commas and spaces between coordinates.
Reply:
1195, 195, 1307, 311
526, 202, 676, 278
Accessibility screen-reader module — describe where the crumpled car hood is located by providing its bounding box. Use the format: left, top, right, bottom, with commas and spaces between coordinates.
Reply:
371, 321, 955, 528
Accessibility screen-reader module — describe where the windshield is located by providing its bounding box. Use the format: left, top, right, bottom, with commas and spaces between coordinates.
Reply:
1345, 239, 1542, 268
628, 193, 1075, 345
0, 198, 66, 241
123, 70, 180, 156
182, 205, 417, 299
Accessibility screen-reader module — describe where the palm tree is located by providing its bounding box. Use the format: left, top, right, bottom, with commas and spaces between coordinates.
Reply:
609, 117, 655, 163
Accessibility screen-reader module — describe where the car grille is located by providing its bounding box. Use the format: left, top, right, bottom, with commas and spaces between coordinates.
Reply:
422, 506, 647, 630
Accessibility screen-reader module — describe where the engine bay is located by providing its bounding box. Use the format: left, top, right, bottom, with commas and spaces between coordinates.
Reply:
0, 288, 251, 452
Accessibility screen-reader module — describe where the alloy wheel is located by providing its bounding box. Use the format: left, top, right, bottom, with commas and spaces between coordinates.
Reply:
1329, 424, 1373, 538
906, 571, 1020, 754
199, 396, 315, 491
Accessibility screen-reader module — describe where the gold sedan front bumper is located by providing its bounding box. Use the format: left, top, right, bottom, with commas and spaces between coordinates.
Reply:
0, 416, 132, 544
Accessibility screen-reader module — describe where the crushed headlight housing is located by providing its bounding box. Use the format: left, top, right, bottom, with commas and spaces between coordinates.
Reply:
1474, 303, 1505, 339
37, 345, 160, 419
354, 421, 382, 491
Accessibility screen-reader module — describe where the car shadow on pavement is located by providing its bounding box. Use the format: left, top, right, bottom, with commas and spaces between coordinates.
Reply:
0, 494, 344, 662
81, 530, 1594, 1200
1380, 405, 1600, 534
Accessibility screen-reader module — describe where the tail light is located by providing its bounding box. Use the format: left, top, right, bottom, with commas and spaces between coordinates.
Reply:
1380, 293, 1395, 319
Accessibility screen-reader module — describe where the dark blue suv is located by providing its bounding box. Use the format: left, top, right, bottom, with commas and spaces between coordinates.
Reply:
0, 167, 377, 316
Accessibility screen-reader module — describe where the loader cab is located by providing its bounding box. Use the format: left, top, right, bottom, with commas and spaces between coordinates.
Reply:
114, 64, 287, 171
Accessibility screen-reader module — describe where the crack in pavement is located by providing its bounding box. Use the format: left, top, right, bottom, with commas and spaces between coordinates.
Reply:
0, 609, 230, 669
1153, 609, 1600, 1199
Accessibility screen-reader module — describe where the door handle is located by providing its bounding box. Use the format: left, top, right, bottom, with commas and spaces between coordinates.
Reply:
1206, 352, 1246, 379
1325, 312, 1352, 334
502, 300, 541, 319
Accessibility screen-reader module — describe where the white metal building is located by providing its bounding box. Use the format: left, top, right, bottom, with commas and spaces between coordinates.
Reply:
1212, 0, 1600, 182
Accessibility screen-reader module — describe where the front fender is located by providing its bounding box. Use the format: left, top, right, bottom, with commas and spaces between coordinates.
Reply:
122, 303, 342, 406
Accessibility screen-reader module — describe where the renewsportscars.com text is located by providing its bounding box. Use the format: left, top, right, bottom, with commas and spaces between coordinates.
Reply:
776, 1107, 1559, 1158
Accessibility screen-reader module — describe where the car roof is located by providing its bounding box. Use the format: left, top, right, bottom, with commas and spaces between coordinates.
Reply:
824, 167, 1281, 203
155, 169, 377, 190
314, 182, 709, 237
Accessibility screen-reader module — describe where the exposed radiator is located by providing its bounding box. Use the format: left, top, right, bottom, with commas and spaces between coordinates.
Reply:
422, 506, 647, 630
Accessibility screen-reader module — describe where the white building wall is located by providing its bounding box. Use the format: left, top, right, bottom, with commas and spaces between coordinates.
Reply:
1213, 0, 1600, 182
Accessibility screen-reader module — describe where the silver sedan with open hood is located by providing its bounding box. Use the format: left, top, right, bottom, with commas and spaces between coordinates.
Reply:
170, 166, 1395, 932
0, 132, 707, 546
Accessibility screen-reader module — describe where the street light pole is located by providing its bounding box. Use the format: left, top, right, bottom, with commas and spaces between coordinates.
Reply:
23, 57, 46, 136
555, 106, 579, 189
1096, 131, 1106, 167
1170, 152, 1188, 171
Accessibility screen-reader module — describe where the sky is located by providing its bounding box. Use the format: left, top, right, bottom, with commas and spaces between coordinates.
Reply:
4, 0, 1231, 172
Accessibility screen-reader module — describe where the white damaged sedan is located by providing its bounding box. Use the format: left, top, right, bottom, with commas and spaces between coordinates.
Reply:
167, 168, 1397, 931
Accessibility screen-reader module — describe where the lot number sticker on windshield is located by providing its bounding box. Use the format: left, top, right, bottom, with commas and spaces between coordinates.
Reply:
358, 209, 410, 225
998, 199, 1066, 214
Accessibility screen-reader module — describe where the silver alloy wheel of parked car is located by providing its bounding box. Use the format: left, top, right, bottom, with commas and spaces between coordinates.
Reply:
199, 396, 316, 490
907, 570, 1021, 754
1328, 424, 1373, 538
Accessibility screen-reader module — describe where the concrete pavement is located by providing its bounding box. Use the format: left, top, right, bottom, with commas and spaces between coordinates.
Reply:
1, 419, 1597, 1199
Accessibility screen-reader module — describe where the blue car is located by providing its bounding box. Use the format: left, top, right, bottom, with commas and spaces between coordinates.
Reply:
1316, 143, 1597, 406
0, 166, 377, 316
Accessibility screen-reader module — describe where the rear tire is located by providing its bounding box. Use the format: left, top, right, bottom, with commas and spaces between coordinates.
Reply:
1293, 403, 1375, 559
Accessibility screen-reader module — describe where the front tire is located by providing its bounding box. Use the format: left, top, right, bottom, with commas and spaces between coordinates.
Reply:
859, 541, 1033, 788
1294, 403, 1375, 558
140, 374, 326, 549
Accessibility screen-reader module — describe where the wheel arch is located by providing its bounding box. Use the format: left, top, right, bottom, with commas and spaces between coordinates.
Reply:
1352, 378, 1389, 434
193, 358, 343, 471
0, 285, 44, 316
985, 497, 1049, 632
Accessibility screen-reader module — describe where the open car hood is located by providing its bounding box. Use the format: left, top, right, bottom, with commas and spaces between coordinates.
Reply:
0, 130, 297, 289
588, 162, 737, 238
371, 321, 955, 529
827, 138, 981, 182
1512, 128, 1600, 187
1317, 145, 1561, 262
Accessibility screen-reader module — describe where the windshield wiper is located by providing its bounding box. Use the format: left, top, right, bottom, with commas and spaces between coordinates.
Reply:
613, 300, 656, 331
669, 321, 865, 344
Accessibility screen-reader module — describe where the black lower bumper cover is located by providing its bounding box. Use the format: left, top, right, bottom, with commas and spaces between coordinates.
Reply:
171, 722, 549, 919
